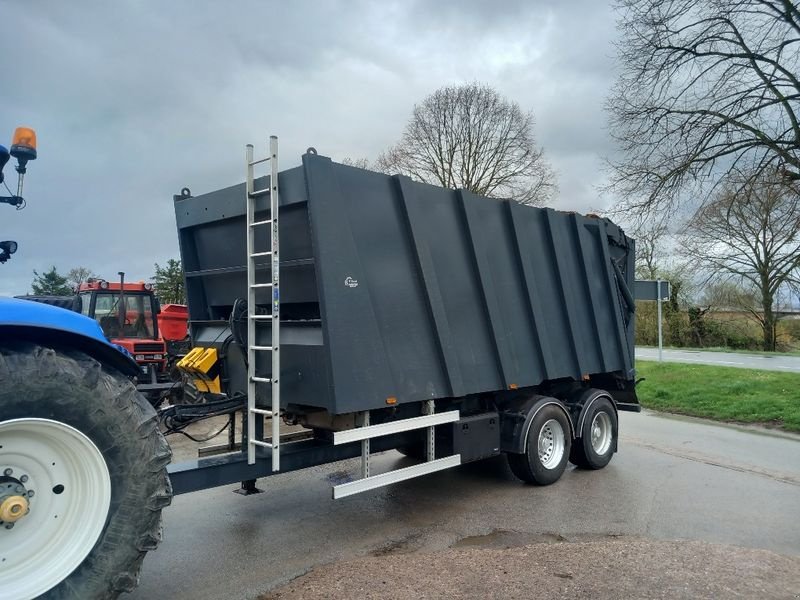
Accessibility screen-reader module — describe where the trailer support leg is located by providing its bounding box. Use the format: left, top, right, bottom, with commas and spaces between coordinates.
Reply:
233, 479, 262, 495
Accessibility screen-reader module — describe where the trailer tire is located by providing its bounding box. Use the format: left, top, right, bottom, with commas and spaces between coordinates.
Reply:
569, 395, 617, 469
0, 342, 172, 600
507, 404, 571, 485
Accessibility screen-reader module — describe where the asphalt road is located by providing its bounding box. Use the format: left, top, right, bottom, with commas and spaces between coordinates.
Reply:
636, 346, 800, 372
131, 411, 800, 600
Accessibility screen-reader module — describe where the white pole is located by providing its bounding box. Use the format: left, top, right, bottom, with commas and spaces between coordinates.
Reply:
657, 279, 663, 362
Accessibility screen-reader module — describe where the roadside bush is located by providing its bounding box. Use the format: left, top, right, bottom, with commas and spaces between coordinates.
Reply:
635, 305, 769, 351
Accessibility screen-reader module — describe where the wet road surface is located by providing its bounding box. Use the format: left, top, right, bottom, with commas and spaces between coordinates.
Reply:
131, 410, 800, 600
636, 346, 800, 372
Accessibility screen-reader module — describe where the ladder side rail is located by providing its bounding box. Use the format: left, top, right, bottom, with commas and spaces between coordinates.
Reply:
269, 135, 281, 472
245, 143, 258, 465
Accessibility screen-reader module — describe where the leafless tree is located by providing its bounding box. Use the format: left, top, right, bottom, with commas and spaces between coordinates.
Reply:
607, 0, 800, 217
377, 83, 557, 206
633, 219, 669, 279
680, 172, 800, 350
67, 266, 95, 291
341, 157, 372, 169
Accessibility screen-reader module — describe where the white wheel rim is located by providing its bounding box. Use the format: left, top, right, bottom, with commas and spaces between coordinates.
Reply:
537, 418, 565, 470
590, 411, 613, 456
0, 418, 111, 600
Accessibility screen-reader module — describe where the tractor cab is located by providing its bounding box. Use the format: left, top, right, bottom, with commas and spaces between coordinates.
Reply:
77, 277, 167, 376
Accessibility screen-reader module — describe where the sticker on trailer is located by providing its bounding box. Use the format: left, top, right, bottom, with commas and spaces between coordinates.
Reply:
344, 276, 358, 288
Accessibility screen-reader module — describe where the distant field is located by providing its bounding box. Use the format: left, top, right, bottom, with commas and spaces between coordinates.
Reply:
635, 361, 800, 432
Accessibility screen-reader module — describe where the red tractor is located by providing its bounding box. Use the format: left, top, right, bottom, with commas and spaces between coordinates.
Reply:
77, 274, 189, 402
20, 273, 189, 405
78, 276, 166, 367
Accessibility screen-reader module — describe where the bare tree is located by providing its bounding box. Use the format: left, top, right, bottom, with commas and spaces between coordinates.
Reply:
341, 157, 372, 169
608, 0, 800, 217
680, 173, 800, 350
633, 219, 669, 279
67, 266, 95, 291
377, 83, 557, 206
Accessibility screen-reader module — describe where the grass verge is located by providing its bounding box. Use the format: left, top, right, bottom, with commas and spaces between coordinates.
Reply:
635, 361, 800, 432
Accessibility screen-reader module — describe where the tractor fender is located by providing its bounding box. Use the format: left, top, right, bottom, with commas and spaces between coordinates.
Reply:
499, 394, 574, 454
0, 297, 139, 377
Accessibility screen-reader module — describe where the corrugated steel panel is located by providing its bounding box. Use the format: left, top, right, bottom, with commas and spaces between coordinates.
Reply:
175, 152, 636, 415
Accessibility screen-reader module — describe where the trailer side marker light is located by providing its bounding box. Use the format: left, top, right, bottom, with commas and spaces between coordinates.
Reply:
508, 383, 518, 389
386, 396, 397, 405
582, 373, 590, 381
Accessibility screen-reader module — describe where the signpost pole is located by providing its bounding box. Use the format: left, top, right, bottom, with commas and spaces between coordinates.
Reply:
657, 279, 663, 362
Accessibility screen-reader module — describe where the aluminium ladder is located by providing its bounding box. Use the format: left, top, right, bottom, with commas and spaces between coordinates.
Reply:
245, 136, 280, 469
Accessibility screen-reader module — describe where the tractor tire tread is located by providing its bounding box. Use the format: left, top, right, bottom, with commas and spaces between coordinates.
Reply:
0, 341, 172, 600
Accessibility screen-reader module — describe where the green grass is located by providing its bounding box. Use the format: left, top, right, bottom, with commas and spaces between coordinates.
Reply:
635, 361, 800, 432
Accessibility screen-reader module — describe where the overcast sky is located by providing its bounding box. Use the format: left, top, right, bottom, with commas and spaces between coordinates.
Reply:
0, 0, 621, 296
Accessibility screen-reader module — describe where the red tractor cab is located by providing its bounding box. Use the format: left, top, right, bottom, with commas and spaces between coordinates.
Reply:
78, 277, 166, 369
76, 276, 180, 403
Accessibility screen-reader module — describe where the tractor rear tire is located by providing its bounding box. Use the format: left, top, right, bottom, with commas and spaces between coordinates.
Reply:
0, 342, 172, 599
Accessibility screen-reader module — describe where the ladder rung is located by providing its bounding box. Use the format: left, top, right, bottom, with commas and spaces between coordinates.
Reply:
250, 439, 273, 449
250, 345, 273, 351
249, 157, 271, 166
251, 283, 273, 288
248, 188, 271, 198
249, 407, 273, 415
251, 376, 272, 384
250, 314, 275, 320
250, 219, 272, 227
250, 251, 272, 258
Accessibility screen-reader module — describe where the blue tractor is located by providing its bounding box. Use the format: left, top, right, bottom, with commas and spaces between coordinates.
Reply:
0, 129, 172, 599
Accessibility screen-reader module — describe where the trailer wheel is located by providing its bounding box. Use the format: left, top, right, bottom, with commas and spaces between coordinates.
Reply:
569, 394, 617, 469
0, 342, 172, 600
507, 404, 571, 485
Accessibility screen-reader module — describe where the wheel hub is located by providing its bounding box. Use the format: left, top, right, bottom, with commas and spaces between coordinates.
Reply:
536, 419, 565, 470
538, 430, 553, 460
0, 494, 29, 523
590, 412, 613, 455
0, 472, 34, 529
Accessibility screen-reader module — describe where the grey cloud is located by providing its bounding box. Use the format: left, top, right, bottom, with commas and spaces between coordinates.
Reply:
0, 0, 623, 295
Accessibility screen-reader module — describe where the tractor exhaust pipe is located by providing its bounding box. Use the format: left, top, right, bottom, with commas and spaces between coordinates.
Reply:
118, 271, 126, 334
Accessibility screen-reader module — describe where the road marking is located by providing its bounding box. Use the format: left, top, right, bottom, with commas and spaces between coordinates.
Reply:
624, 436, 800, 487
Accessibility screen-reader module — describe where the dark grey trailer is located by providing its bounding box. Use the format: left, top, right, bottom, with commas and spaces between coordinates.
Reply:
177, 153, 637, 411
168, 140, 639, 498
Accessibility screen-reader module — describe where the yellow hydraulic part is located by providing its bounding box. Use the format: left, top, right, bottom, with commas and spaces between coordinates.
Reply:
0, 495, 29, 522
176, 346, 221, 394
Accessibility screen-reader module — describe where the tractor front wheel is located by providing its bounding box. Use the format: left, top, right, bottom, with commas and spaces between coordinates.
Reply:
0, 342, 172, 600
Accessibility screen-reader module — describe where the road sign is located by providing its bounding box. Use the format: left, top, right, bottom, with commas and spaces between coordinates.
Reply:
635, 280, 672, 362
635, 280, 671, 301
